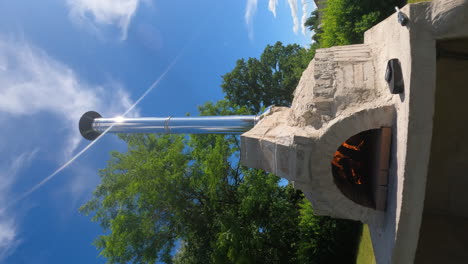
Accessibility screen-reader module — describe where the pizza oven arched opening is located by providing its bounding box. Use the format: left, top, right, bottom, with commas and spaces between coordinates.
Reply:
331, 128, 392, 210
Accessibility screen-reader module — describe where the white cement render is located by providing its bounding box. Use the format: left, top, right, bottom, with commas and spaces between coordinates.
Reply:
367, 1, 468, 263
240, 0, 468, 263
241, 31, 396, 226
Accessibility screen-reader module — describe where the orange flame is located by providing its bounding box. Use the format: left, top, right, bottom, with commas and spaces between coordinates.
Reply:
332, 151, 346, 170
342, 140, 364, 151
351, 168, 362, 184
332, 140, 365, 184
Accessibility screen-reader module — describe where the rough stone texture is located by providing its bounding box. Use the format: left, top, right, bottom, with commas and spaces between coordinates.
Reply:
291, 44, 384, 129
242, 43, 395, 226
241, 0, 468, 263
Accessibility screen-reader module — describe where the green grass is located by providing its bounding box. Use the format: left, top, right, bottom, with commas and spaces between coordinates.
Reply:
356, 224, 376, 264
408, 0, 431, 3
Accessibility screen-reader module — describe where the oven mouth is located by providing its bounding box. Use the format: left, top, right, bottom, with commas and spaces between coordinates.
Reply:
331, 128, 391, 209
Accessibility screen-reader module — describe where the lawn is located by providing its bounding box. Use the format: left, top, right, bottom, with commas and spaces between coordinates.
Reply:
408, 0, 431, 3
355, 224, 376, 264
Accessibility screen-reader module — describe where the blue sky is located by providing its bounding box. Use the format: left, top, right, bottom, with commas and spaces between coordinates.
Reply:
0, 0, 314, 263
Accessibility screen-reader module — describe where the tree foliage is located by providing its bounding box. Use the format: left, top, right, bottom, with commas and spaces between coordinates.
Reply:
308, 0, 405, 47
304, 9, 322, 45
221, 41, 314, 113
297, 200, 361, 264
82, 35, 370, 262
80, 133, 189, 263
81, 100, 360, 264
81, 101, 295, 263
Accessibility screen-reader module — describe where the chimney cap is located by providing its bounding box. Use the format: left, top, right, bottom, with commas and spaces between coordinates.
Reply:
79, 111, 102, 141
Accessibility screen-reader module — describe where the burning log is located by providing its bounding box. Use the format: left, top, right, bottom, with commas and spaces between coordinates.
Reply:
331, 130, 377, 208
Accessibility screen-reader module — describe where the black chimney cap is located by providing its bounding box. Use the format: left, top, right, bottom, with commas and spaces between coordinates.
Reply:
79, 111, 102, 141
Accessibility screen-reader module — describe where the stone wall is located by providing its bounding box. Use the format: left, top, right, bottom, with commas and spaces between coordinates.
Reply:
241, 43, 395, 225
241, 0, 468, 263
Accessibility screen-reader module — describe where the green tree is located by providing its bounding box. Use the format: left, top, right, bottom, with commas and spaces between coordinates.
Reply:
80, 133, 189, 263
81, 101, 308, 264
82, 39, 367, 263
304, 9, 322, 44
297, 200, 361, 264
221, 41, 314, 113
310, 0, 405, 47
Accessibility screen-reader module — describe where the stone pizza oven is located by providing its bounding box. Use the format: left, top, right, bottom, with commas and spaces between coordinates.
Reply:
241, 43, 394, 224
241, 0, 468, 263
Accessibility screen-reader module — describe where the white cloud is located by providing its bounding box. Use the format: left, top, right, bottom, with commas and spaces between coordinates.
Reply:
246, 0, 306, 37
0, 36, 138, 259
67, 0, 140, 40
0, 40, 98, 120
0, 150, 38, 261
0, 220, 18, 261
268, 0, 279, 17
287, 0, 300, 34
245, 0, 258, 40
245, 0, 258, 25
301, 0, 309, 35
0, 37, 137, 154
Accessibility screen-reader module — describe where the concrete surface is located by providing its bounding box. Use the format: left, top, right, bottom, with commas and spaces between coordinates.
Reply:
414, 38, 468, 264
240, 0, 468, 263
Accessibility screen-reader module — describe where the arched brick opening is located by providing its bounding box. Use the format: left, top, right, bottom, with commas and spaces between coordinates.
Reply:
331, 129, 386, 209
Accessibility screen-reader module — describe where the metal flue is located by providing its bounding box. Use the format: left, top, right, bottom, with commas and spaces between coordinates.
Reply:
79, 109, 270, 141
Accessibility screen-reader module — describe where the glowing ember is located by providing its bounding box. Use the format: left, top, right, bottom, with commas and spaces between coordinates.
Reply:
332, 139, 365, 185
342, 140, 364, 151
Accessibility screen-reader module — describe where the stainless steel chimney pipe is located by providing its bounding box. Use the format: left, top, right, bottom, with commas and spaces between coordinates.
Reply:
79, 109, 270, 141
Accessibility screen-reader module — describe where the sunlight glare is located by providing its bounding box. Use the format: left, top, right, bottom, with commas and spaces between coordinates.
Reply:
11, 43, 188, 206
114, 116, 125, 123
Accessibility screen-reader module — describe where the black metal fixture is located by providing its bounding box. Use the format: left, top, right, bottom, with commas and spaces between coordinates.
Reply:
79, 111, 102, 141
385, 58, 404, 94
395, 7, 409, 26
